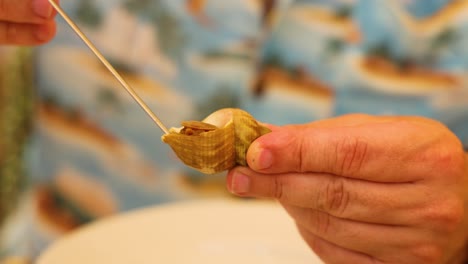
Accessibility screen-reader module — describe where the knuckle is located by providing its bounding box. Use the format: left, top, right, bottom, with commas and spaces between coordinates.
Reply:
415, 126, 465, 180
428, 145, 464, 178
318, 177, 350, 216
441, 199, 465, 232
273, 175, 284, 200
424, 197, 464, 233
410, 244, 443, 264
334, 136, 368, 176
297, 132, 311, 173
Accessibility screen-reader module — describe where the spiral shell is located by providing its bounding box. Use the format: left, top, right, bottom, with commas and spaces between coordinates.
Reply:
161, 108, 271, 174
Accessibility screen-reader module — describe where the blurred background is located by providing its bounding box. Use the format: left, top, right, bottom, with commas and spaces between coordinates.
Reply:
1, 0, 468, 262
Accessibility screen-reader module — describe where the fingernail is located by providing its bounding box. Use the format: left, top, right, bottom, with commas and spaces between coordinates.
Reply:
230, 172, 250, 195
32, 0, 53, 19
35, 25, 50, 41
256, 149, 273, 170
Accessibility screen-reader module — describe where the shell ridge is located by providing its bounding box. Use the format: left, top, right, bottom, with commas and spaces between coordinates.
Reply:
162, 108, 270, 174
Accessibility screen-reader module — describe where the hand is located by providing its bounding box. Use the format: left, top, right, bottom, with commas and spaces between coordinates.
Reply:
227, 114, 468, 264
0, 0, 57, 45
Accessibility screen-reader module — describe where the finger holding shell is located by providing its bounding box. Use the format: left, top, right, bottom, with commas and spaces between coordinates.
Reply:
161, 108, 271, 174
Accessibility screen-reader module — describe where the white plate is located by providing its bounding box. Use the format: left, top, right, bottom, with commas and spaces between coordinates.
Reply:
37, 199, 323, 264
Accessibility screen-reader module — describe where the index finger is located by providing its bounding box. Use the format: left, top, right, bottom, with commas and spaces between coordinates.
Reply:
247, 116, 462, 182
0, 0, 56, 23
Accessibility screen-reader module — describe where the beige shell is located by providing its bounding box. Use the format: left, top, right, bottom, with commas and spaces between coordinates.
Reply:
161, 108, 271, 174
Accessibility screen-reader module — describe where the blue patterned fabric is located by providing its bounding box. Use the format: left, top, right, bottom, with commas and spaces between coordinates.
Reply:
2, 0, 468, 260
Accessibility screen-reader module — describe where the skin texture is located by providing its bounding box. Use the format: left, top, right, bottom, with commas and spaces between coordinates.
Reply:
227, 114, 468, 264
0, 0, 57, 45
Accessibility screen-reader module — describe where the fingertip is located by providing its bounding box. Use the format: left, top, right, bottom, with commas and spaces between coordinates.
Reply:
247, 128, 294, 172
246, 140, 260, 168
32, 0, 54, 19
0, 21, 56, 46
247, 143, 273, 171
226, 167, 251, 196
34, 21, 56, 43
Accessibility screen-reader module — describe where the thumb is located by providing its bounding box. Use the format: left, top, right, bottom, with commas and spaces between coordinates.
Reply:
246, 125, 309, 173
245, 117, 446, 182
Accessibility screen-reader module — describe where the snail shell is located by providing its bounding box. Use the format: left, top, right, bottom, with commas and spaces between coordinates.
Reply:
161, 108, 271, 174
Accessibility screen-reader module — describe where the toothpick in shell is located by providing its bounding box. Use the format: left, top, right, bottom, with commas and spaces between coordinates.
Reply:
161, 108, 271, 174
